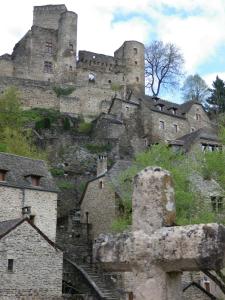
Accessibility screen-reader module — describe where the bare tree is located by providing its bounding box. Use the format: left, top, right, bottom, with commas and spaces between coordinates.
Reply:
145, 40, 184, 96
181, 74, 210, 103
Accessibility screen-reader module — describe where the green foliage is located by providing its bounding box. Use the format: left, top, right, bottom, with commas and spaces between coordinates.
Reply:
206, 76, 225, 114
50, 168, 64, 176
77, 122, 93, 134
63, 117, 71, 130
111, 217, 131, 232
0, 127, 46, 160
0, 88, 46, 160
111, 83, 123, 92
58, 180, 75, 190
77, 182, 86, 193
114, 144, 224, 231
53, 86, 75, 98
85, 143, 112, 154
0, 87, 22, 129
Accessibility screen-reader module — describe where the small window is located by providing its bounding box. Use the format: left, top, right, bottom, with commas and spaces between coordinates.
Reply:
108, 80, 112, 84
44, 61, 53, 73
196, 113, 201, 121
173, 124, 178, 133
0, 170, 7, 181
171, 108, 176, 115
157, 105, 163, 111
31, 175, 41, 187
211, 196, 223, 213
191, 128, 195, 132
69, 43, 73, 50
30, 215, 35, 225
135, 61, 138, 65
133, 48, 138, 55
159, 121, 165, 130
45, 41, 53, 54
99, 180, 103, 189
88, 73, 95, 83
136, 77, 139, 82
69, 66, 73, 71
8, 259, 14, 272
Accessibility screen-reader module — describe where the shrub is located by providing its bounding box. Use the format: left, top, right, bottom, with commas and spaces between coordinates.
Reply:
85, 143, 112, 154
63, 117, 71, 130
58, 180, 75, 190
53, 86, 75, 97
50, 168, 64, 176
77, 122, 93, 134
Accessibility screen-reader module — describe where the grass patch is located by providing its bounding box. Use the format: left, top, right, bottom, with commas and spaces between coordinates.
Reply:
58, 180, 75, 190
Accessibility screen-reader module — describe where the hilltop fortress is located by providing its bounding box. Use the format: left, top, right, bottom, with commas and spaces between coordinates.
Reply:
0, 4, 219, 154
0, 4, 144, 117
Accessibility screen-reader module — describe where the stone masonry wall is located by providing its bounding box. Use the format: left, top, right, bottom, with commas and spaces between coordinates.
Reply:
0, 76, 59, 109
80, 178, 116, 239
0, 186, 57, 242
186, 104, 212, 132
0, 221, 63, 300
183, 285, 212, 300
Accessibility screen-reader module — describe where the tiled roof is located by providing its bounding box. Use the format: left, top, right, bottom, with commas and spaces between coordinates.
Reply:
0, 152, 58, 192
0, 219, 23, 237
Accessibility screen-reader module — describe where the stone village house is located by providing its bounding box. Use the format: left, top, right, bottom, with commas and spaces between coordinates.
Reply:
0, 152, 63, 299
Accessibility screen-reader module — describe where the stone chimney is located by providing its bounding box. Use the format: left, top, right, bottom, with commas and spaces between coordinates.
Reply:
97, 155, 107, 177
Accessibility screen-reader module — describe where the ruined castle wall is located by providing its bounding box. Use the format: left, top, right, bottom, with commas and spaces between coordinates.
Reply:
56, 11, 77, 80
0, 77, 59, 109
0, 57, 13, 77
80, 179, 116, 239
93, 117, 126, 140
0, 221, 63, 299
60, 85, 114, 117
33, 5, 67, 30
150, 111, 188, 142
114, 41, 145, 93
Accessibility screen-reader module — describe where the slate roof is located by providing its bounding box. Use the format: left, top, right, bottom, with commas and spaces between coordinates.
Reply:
141, 95, 203, 119
0, 218, 61, 250
0, 152, 58, 192
178, 127, 220, 152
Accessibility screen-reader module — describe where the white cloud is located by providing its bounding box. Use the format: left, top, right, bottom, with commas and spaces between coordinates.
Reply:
203, 72, 225, 87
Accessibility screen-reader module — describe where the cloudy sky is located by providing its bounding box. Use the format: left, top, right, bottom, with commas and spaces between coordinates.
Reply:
0, 0, 225, 100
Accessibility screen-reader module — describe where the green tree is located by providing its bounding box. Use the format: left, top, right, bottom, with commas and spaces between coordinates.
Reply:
181, 74, 209, 103
113, 144, 221, 231
0, 87, 22, 129
145, 41, 184, 96
206, 76, 225, 114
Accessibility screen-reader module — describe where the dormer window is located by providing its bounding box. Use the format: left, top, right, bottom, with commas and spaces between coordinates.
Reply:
0, 169, 7, 181
157, 104, 164, 111
171, 108, 177, 115
25, 175, 42, 187
31, 175, 41, 186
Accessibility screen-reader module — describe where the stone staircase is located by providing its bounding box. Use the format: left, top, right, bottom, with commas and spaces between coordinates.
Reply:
78, 263, 120, 300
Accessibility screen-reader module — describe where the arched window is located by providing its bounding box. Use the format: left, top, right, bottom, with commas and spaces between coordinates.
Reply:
88, 73, 96, 83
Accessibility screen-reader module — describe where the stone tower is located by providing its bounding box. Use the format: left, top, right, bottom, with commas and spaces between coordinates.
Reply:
114, 41, 145, 94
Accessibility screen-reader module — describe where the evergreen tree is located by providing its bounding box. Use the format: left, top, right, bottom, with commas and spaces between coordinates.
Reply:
206, 76, 225, 114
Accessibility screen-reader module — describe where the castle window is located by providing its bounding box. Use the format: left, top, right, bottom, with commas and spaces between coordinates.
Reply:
108, 80, 112, 84
0, 169, 7, 181
171, 108, 177, 115
196, 113, 201, 121
8, 259, 14, 272
69, 66, 73, 71
99, 180, 103, 189
69, 43, 73, 51
88, 73, 96, 83
45, 41, 53, 54
136, 77, 139, 82
173, 124, 178, 133
157, 105, 164, 111
211, 196, 223, 213
191, 128, 195, 132
159, 121, 165, 130
135, 61, 138, 65
133, 48, 138, 55
44, 61, 53, 73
